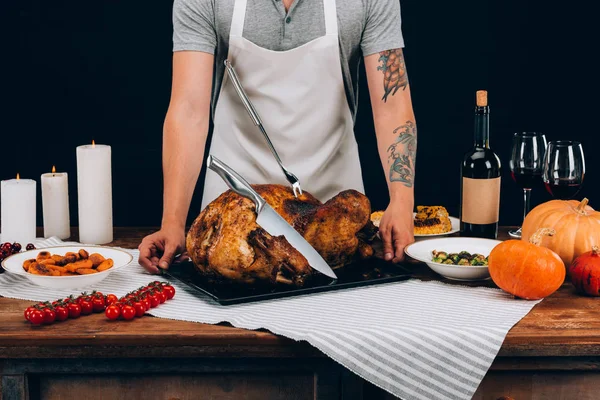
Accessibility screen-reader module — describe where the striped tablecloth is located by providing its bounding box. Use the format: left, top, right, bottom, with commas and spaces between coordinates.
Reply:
0, 237, 541, 400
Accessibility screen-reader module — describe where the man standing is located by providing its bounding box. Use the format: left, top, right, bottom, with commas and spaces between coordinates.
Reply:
139, 0, 417, 272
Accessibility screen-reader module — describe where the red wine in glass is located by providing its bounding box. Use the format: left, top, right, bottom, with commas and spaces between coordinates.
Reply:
511, 168, 543, 189
543, 140, 585, 201
544, 179, 582, 199
508, 132, 547, 238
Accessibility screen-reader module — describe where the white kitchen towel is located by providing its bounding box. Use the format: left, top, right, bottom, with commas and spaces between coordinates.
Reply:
0, 237, 541, 400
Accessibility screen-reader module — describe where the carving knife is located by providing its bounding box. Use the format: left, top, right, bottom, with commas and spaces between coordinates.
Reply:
206, 155, 337, 280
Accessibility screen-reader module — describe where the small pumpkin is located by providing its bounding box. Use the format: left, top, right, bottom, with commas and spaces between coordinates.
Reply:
522, 198, 600, 266
489, 228, 565, 300
569, 246, 600, 296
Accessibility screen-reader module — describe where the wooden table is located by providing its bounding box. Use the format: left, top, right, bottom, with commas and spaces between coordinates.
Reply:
1, 228, 599, 400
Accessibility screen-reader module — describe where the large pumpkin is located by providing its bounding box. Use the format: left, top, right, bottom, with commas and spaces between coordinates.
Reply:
569, 246, 600, 296
489, 228, 565, 300
522, 198, 600, 266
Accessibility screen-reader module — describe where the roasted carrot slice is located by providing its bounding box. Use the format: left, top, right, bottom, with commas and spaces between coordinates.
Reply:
60, 271, 78, 276
39, 258, 57, 266
76, 268, 98, 275
29, 263, 59, 276
78, 249, 89, 260
64, 259, 94, 272
96, 259, 114, 272
64, 252, 79, 263
46, 265, 68, 274
51, 255, 67, 265
36, 251, 52, 262
89, 253, 106, 268
22, 259, 37, 272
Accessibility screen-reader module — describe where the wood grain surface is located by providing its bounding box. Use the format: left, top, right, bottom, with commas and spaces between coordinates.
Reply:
1, 227, 599, 360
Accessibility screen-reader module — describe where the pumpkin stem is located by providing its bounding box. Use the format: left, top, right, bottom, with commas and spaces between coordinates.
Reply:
593, 245, 600, 256
529, 227, 556, 246
576, 198, 589, 213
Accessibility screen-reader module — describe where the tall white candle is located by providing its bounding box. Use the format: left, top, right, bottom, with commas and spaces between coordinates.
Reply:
41, 166, 71, 239
76, 142, 113, 244
1, 174, 37, 245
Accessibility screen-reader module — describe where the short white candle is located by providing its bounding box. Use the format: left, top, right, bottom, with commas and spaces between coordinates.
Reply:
41, 166, 71, 240
1, 174, 37, 245
76, 142, 113, 244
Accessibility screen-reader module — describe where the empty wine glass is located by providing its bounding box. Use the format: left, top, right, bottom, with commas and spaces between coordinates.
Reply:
543, 141, 585, 199
509, 132, 547, 238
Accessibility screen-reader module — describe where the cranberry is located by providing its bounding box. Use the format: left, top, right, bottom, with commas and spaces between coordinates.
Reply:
0, 249, 9, 259
1, 243, 12, 252
11, 242, 22, 253
26, 243, 36, 251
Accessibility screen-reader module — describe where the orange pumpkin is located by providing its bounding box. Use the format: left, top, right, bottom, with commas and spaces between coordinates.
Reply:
522, 198, 600, 266
489, 228, 565, 300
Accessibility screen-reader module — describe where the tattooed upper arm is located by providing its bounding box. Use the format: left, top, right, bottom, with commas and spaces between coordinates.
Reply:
378, 49, 408, 102
388, 121, 417, 187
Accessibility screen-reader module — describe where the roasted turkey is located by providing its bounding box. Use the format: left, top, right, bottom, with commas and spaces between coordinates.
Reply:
186, 184, 376, 287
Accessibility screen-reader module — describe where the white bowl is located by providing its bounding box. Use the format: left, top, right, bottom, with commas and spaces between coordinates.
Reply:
404, 237, 501, 281
1, 246, 133, 289
414, 214, 460, 239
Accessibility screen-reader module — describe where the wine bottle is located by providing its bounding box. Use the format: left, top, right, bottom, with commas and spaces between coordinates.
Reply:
460, 90, 502, 239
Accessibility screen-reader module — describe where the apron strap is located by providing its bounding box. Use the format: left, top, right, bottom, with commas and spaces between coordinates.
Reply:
323, 0, 339, 36
230, 0, 248, 37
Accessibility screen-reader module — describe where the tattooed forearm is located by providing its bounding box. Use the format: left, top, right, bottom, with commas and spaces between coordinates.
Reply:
387, 121, 417, 187
378, 49, 408, 102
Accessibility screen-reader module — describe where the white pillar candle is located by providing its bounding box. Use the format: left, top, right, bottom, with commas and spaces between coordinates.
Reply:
76, 142, 113, 244
41, 166, 71, 240
1, 174, 37, 245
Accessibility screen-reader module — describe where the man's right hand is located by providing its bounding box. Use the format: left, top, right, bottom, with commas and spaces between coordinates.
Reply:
138, 225, 187, 274
137, 52, 214, 274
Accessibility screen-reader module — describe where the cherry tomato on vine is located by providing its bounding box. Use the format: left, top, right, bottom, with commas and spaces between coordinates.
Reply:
29, 310, 45, 325
92, 296, 106, 313
105, 294, 118, 305
133, 302, 145, 318
162, 285, 175, 300
105, 305, 121, 320
79, 300, 93, 315
42, 308, 56, 324
24, 306, 36, 321
148, 293, 160, 308
121, 305, 136, 321
157, 291, 167, 304
54, 305, 69, 321
77, 297, 90, 307
68, 302, 81, 319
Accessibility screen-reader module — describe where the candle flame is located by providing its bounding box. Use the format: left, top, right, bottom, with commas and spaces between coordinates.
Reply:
52, 165, 56, 174
92, 140, 95, 148
16, 173, 20, 180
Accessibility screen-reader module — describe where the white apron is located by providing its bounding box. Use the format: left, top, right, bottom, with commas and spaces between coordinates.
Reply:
201, 0, 364, 209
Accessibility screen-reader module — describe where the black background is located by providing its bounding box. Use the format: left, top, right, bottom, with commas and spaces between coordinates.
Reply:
1, 0, 597, 229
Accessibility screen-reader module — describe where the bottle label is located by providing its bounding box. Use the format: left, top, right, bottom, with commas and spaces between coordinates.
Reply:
461, 177, 501, 224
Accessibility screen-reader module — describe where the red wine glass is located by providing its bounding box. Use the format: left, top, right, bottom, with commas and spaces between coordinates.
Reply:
543, 140, 585, 200
509, 132, 547, 238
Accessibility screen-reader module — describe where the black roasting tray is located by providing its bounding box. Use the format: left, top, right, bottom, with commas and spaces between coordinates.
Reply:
160, 258, 412, 305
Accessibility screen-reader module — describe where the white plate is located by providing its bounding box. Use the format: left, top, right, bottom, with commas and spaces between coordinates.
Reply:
414, 213, 460, 238
404, 237, 501, 281
1, 246, 133, 289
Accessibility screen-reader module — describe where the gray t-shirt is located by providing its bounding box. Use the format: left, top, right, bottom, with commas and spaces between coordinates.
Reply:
173, 0, 404, 121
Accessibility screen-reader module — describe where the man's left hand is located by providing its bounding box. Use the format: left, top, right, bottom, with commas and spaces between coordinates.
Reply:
379, 200, 414, 263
